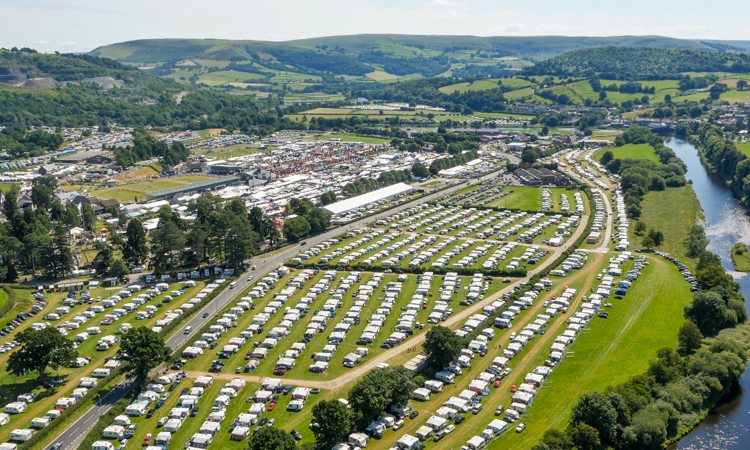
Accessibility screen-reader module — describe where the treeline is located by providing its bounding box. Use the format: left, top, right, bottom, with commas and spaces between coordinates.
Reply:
0, 182, 77, 282
392, 131, 480, 153
536, 249, 747, 450
354, 77, 508, 113
268, 49, 371, 76
0, 125, 63, 158
359, 52, 452, 77
429, 149, 480, 175
604, 126, 687, 218
111, 131, 190, 167
341, 169, 413, 197
695, 124, 750, 206
523, 46, 750, 78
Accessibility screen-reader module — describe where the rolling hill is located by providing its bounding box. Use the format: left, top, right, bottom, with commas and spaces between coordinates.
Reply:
89, 34, 750, 81
523, 46, 750, 77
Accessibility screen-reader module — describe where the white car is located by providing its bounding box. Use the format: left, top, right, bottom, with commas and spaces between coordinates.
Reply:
444, 424, 455, 435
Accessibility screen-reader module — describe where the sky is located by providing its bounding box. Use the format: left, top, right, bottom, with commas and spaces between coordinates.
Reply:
0, 0, 748, 53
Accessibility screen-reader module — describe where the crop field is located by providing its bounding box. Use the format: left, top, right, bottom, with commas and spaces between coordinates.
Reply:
594, 144, 658, 162
365, 71, 401, 81
718, 89, 750, 103
0, 279, 214, 443
89, 176, 215, 202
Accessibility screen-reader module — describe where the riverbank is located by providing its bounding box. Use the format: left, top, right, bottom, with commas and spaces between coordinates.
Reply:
731, 243, 750, 272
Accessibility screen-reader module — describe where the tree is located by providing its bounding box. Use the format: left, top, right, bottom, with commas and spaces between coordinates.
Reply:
738, 80, 748, 91
634, 221, 647, 236
306, 208, 331, 234
64, 202, 82, 227
283, 216, 311, 241
423, 325, 462, 370
247, 427, 296, 450
647, 229, 664, 247
348, 366, 416, 429
117, 327, 171, 382
81, 203, 95, 231
684, 225, 709, 258
31, 176, 57, 211
411, 162, 430, 179
600, 150, 615, 166
311, 400, 352, 449
7, 327, 77, 383
677, 321, 703, 355
570, 422, 601, 450
641, 235, 655, 250
684, 291, 734, 335
570, 392, 618, 443
123, 219, 149, 264
621, 406, 668, 450
150, 220, 185, 273
288, 198, 314, 216
320, 191, 338, 206
109, 259, 131, 279
542, 126, 550, 136
40, 228, 73, 278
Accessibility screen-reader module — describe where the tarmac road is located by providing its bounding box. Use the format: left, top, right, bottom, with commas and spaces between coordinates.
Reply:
48, 174, 504, 450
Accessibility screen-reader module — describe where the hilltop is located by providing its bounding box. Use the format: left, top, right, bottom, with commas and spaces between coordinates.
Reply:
522, 46, 750, 78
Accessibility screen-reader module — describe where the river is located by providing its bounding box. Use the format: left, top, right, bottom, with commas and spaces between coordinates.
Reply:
665, 137, 750, 450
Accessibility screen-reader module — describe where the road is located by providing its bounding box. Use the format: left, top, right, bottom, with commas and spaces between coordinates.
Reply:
49, 172, 506, 449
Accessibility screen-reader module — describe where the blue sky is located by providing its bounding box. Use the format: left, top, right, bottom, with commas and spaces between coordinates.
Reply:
0, 0, 746, 53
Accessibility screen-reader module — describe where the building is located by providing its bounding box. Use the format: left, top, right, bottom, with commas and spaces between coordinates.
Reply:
322, 183, 413, 216
208, 164, 242, 175
514, 168, 570, 186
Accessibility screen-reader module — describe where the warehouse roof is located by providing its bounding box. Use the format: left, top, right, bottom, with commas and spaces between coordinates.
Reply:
322, 183, 413, 215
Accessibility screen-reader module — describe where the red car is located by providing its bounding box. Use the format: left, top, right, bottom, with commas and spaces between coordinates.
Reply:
510, 385, 517, 393
494, 380, 502, 388
267, 402, 276, 411
143, 434, 152, 446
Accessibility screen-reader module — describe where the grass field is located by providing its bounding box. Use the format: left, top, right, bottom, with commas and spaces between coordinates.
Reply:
737, 142, 750, 157
629, 185, 703, 265
302, 134, 391, 144
501, 255, 693, 448
595, 144, 659, 162
366, 70, 402, 81
90, 176, 214, 202
207, 149, 262, 158
504, 87, 535, 99
484, 187, 575, 212
438, 79, 503, 94
731, 243, 750, 272
0, 184, 19, 193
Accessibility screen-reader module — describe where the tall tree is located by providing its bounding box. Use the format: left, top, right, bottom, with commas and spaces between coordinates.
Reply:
422, 325, 462, 370
40, 227, 73, 278
311, 400, 352, 449
122, 219, 149, 264
7, 328, 77, 383
283, 216, 310, 241
150, 220, 185, 273
117, 327, 172, 382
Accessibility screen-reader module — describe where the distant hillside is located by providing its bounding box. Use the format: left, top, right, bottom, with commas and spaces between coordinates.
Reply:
0, 48, 174, 91
88, 34, 740, 81
522, 46, 750, 78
